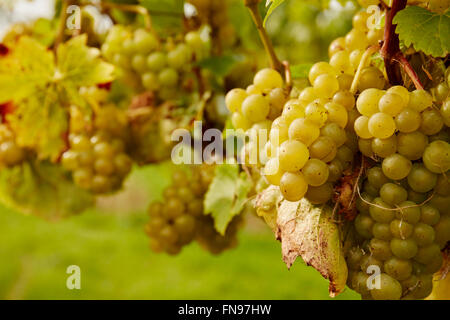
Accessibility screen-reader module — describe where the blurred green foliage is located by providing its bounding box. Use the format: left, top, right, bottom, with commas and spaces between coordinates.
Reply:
0, 164, 360, 300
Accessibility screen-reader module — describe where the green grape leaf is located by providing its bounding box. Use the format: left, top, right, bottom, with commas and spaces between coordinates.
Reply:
290, 63, 314, 79
57, 35, 115, 87
139, 0, 184, 30
197, 55, 245, 77
0, 161, 94, 220
276, 198, 348, 297
204, 164, 253, 235
8, 88, 68, 162
393, 6, 450, 58
0, 36, 54, 104
263, 0, 286, 27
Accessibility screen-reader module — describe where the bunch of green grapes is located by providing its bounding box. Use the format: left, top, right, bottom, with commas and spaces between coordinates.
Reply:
347, 166, 450, 300
256, 10, 386, 204
0, 124, 25, 167
61, 91, 133, 194
355, 79, 450, 181
101, 26, 208, 102
225, 68, 287, 168
146, 165, 242, 255
188, 0, 236, 50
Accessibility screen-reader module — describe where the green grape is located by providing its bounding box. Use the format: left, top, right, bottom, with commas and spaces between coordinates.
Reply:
71, 135, 91, 151
395, 108, 422, 133
324, 102, 348, 128
268, 87, 286, 115
278, 140, 309, 172
420, 205, 440, 226
358, 67, 386, 91
282, 99, 306, 122
142, 72, 159, 91
386, 86, 410, 106
407, 164, 437, 193
407, 90, 433, 112
309, 136, 337, 162
349, 49, 363, 71
164, 198, 185, 219
368, 112, 396, 139
147, 52, 166, 71
360, 253, 384, 272
370, 273, 402, 300
422, 140, 450, 173
379, 92, 406, 116
345, 29, 369, 51
384, 257, 412, 281
113, 53, 131, 69
380, 183, 407, 206
321, 123, 347, 147
367, 28, 384, 45
187, 199, 203, 217
271, 116, 290, 144
288, 118, 320, 146
328, 37, 345, 58
73, 168, 93, 189
408, 189, 427, 203
246, 84, 262, 95
431, 82, 449, 102
94, 142, 114, 158
372, 222, 392, 241
133, 29, 158, 53
390, 219, 414, 239
369, 197, 395, 223
225, 88, 247, 113
364, 181, 379, 198
168, 44, 191, 69
414, 243, 441, 264
358, 138, 374, 157
356, 192, 374, 215
313, 74, 339, 98
330, 50, 352, 74
434, 215, 450, 248
355, 214, 374, 239
158, 68, 178, 87
440, 99, 450, 126
302, 159, 329, 186
411, 274, 433, 299
372, 136, 397, 158
357, 0, 380, 8
185, 31, 204, 51
396, 131, 428, 160
61, 151, 79, 170
336, 145, 353, 170
429, 195, 450, 215
413, 223, 435, 246
78, 151, 94, 167
420, 108, 444, 136
253, 68, 283, 91
131, 54, 147, 72
298, 87, 318, 105
390, 238, 418, 259
279, 172, 308, 201
308, 62, 336, 84
346, 247, 364, 270
92, 175, 111, 193
333, 91, 355, 110
327, 159, 344, 182
369, 238, 393, 260
357, 88, 384, 117
231, 112, 251, 130
94, 158, 115, 175
382, 153, 412, 180
305, 182, 333, 204
241, 94, 270, 123
305, 101, 328, 126
395, 201, 421, 224
264, 157, 284, 186
337, 74, 353, 91
423, 253, 443, 274
434, 174, 450, 196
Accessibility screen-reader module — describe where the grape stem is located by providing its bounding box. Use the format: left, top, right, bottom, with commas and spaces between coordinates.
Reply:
244, 0, 283, 74
99, 2, 152, 30
282, 61, 292, 94
54, 0, 71, 51
380, 0, 424, 90
350, 45, 380, 94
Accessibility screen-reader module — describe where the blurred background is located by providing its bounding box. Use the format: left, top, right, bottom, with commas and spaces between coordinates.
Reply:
0, 0, 360, 299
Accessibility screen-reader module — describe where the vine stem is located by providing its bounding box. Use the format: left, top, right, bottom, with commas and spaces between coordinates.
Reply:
350, 45, 380, 94
244, 0, 283, 73
380, 0, 424, 90
54, 0, 70, 51
100, 2, 152, 30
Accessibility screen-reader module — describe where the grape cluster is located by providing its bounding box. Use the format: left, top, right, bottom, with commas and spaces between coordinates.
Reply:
255, 11, 385, 204
146, 165, 242, 255
225, 68, 287, 166
347, 165, 450, 300
0, 124, 25, 167
188, 0, 236, 50
102, 26, 207, 101
61, 92, 132, 194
